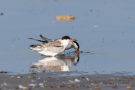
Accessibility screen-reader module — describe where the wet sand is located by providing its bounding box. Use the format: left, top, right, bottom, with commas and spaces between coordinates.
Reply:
0, 72, 135, 90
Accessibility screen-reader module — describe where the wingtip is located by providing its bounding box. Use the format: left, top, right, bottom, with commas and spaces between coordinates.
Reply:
30, 45, 37, 48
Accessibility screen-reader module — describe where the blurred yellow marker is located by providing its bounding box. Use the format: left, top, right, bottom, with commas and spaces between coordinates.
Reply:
56, 15, 75, 22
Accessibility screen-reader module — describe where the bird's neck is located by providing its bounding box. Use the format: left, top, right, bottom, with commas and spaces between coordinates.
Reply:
61, 40, 70, 49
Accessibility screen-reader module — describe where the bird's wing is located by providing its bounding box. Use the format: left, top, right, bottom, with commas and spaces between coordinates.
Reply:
45, 40, 63, 47
28, 37, 48, 43
39, 35, 52, 42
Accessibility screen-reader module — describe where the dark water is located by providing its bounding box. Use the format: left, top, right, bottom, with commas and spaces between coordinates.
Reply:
0, 0, 135, 74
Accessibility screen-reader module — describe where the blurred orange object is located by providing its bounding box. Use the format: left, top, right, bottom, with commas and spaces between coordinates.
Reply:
56, 15, 75, 22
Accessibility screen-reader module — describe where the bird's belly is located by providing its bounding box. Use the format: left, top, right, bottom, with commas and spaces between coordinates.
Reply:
38, 49, 64, 56
38, 51, 58, 56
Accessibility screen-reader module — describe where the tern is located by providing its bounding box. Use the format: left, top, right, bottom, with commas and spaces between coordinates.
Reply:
30, 36, 80, 56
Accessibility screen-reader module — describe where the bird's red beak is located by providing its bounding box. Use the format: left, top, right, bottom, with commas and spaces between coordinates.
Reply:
75, 49, 80, 54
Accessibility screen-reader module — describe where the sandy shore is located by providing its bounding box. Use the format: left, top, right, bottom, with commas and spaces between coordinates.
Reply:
0, 71, 135, 90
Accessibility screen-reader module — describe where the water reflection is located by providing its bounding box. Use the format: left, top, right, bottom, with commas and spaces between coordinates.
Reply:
31, 53, 79, 72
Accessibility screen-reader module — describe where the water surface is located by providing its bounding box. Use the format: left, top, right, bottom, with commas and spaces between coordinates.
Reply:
0, 0, 135, 74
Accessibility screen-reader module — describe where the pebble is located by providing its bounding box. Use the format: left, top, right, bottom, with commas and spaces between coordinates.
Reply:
28, 83, 36, 88
16, 76, 23, 79
38, 83, 44, 88
1, 82, 7, 87
31, 79, 36, 83
17, 85, 28, 90
74, 78, 80, 83
85, 77, 90, 81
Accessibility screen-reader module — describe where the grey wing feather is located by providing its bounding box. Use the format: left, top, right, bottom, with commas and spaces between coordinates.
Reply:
45, 40, 63, 47
28, 38, 47, 43
40, 35, 52, 42
28, 35, 52, 43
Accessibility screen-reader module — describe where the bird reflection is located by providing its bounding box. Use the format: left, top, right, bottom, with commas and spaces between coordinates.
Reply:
31, 53, 79, 72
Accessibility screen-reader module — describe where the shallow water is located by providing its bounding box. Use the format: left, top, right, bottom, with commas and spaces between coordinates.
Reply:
0, 0, 135, 74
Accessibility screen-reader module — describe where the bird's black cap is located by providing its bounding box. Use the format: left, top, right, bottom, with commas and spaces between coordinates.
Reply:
61, 36, 71, 40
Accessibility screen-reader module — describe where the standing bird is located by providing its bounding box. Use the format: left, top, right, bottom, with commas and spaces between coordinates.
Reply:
30, 36, 80, 56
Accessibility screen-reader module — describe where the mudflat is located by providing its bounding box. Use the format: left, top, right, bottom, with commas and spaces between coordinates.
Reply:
0, 72, 135, 90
